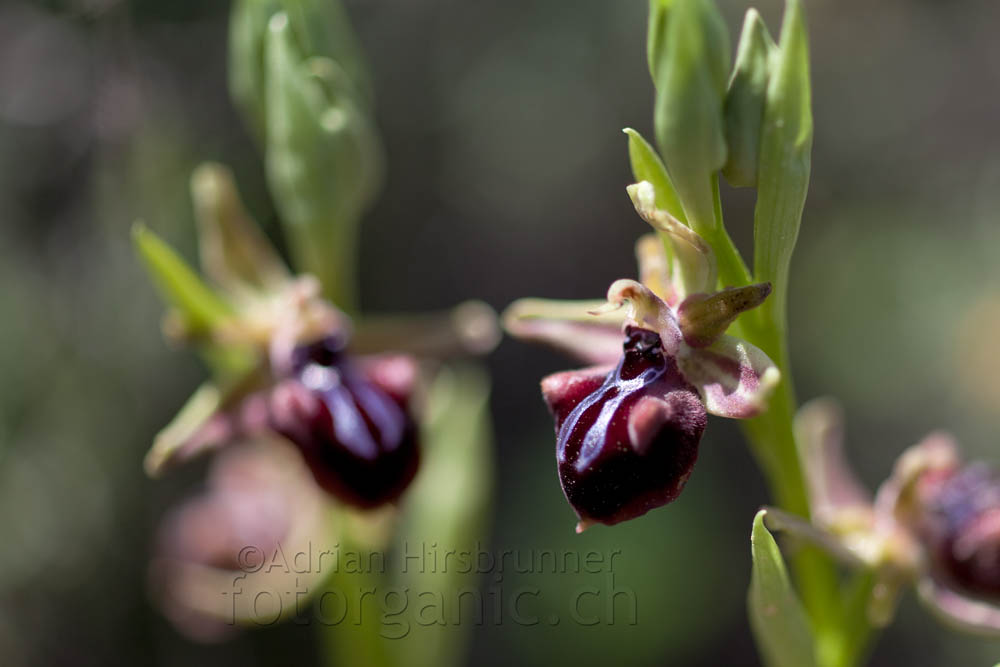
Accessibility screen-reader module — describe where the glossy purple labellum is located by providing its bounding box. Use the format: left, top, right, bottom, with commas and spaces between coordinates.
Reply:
270, 336, 419, 509
919, 464, 1000, 600
543, 326, 707, 529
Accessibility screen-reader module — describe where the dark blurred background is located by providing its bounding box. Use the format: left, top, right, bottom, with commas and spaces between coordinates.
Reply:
2, 0, 1000, 665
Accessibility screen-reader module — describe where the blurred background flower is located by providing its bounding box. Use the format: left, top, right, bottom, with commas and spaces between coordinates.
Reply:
1, 0, 1000, 665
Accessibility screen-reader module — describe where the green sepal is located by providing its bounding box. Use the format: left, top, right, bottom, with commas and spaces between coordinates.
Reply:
624, 127, 686, 224
131, 222, 234, 334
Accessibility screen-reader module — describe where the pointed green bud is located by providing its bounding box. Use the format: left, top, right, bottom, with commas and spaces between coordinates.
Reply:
132, 222, 234, 334
191, 162, 291, 296
228, 0, 278, 143
229, 0, 374, 145
280, 0, 374, 109
650, 0, 730, 236
646, 0, 672, 82
264, 12, 383, 310
722, 9, 777, 188
753, 0, 812, 332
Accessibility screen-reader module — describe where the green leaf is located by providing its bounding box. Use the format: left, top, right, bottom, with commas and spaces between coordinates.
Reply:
131, 222, 234, 333
752, 0, 812, 334
650, 0, 730, 236
749, 510, 818, 667
722, 9, 777, 188
624, 127, 686, 223
264, 12, 383, 310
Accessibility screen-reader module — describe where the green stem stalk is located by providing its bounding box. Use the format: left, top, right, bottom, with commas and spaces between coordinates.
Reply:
287, 214, 360, 316
704, 180, 865, 667
317, 517, 394, 667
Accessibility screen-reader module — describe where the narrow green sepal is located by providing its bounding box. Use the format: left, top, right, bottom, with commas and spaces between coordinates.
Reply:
722, 9, 777, 188
131, 222, 234, 334
753, 0, 812, 328
650, 0, 730, 235
624, 127, 686, 223
749, 510, 818, 667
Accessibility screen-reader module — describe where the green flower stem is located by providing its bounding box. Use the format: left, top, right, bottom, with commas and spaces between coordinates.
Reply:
317, 516, 393, 667
831, 572, 879, 667
701, 180, 751, 290
287, 214, 360, 316
705, 180, 862, 667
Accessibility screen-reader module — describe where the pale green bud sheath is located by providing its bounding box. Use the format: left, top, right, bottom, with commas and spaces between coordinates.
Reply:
753, 0, 812, 343
646, 0, 672, 82
722, 9, 777, 188
229, 0, 374, 146
229, 0, 279, 144
650, 0, 729, 237
263, 11, 383, 313
280, 0, 374, 110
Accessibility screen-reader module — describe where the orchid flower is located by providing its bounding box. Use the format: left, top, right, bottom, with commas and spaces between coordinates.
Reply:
504, 181, 780, 530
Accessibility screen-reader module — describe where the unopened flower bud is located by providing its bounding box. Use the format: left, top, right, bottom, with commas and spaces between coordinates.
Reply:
542, 326, 706, 530
269, 336, 419, 508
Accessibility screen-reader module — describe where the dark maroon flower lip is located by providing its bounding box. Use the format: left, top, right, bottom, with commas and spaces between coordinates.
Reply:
269, 336, 420, 509
545, 327, 707, 529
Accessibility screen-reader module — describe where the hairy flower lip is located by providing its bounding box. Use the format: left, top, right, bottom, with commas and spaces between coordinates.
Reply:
546, 327, 706, 528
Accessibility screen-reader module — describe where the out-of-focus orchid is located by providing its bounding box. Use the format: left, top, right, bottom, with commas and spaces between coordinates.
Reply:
137, 163, 498, 643
504, 181, 780, 530
138, 164, 497, 511
762, 398, 1000, 634
150, 439, 334, 642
